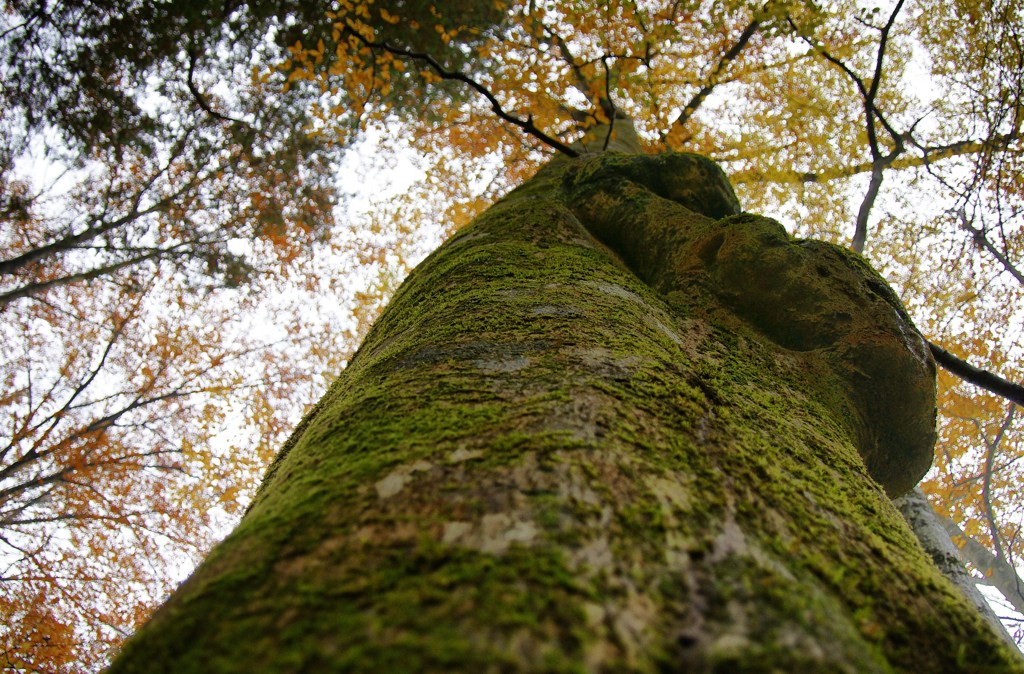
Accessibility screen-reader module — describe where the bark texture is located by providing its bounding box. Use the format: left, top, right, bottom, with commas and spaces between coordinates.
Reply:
110, 150, 1022, 673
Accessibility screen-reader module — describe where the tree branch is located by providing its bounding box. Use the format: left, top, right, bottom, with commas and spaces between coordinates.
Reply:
929, 340, 1024, 408
894, 487, 1014, 644
728, 132, 1022, 186
789, 0, 906, 252
981, 404, 1016, 561
957, 208, 1024, 286
668, 17, 761, 138
343, 26, 578, 157
939, 511, 1024, 616
863, 0, 906, 154
852, 0, 905, 252
601, 57, 617, 151
0, 244, 192, 307
187, 48, 249, 126
537, 22, 593, 99
852, 164, 884, 253
0, 130, 203, 278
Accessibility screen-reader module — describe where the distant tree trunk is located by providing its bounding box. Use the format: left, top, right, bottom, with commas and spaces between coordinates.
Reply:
109, 140, 1021, 673
893, 487, 1014, 645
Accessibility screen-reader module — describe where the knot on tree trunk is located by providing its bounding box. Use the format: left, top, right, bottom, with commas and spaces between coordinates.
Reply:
562, 152, 936, 495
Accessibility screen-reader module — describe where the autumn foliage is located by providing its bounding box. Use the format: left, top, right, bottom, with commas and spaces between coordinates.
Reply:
2, 0, 1023, 669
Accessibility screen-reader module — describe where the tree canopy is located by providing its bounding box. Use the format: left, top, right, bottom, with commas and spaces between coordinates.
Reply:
1, 0, 1022, 669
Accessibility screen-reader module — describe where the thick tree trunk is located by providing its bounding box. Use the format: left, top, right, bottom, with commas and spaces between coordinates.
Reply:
110, 148, 1021, 672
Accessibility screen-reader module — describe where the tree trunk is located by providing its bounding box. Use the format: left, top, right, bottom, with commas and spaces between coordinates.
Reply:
109, 148, 1021, 673
893, 487, 1014, 645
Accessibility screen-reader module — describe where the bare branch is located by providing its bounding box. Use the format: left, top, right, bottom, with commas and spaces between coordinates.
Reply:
601, 57, 617, 151
343, 25, 578, 157
929, 341, 1024, 408
668, 17, 761, 137
186, 49, 250, 127
940, 512, 1024, 616
864, 0, 907, 152
537, 22, 593, 98
729, 132, 1022, 186
0, 244, 190, 307
788, 0, 906, 252
852, 165, 884, 253
981, 404, 1015, 560
957, 208, 1024, 286
0, 190, 165, 279
850, 0, 906, 252
788, 14, 904, 152
0, 131, 201, 277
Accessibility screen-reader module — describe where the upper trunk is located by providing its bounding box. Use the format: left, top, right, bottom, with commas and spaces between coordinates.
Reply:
109, 147, 1020, 673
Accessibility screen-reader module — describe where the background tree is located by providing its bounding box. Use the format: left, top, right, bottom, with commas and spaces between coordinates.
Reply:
1, 0, 1023, 669
0, 2, 349, 668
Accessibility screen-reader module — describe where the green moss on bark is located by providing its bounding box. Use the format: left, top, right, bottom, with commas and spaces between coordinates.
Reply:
110, 151, 1021, 673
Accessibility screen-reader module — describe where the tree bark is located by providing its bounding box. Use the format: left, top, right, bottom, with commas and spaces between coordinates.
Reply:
109, 147, 1022, 673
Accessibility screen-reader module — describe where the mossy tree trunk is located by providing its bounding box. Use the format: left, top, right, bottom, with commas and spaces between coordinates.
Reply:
110, 146, 1021, 673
